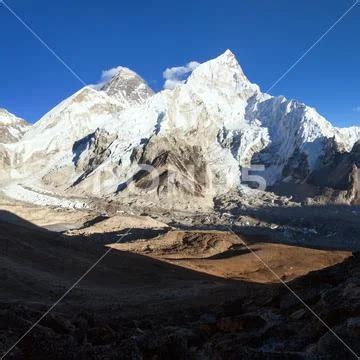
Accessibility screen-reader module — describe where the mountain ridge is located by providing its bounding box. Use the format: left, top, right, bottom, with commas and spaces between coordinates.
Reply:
0, 108, 29, 144
0, 50, 359, 209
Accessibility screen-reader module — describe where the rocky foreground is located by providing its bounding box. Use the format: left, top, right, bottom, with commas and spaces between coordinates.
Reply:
1, 254, 359, 359
0, 201, 359, 359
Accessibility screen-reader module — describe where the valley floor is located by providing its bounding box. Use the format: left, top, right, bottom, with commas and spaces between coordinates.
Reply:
0, 199, 359, 359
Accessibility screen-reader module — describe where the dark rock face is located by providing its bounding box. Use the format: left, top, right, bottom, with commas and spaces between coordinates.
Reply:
273, 139, 360, 204
120, 136, 212, 204
309, 141, 359, 190
306, 140, 360, 204
71, 128, 118, 186
1, 254, 360, 359
282, 148, 311, 181
140, 146, 209, 197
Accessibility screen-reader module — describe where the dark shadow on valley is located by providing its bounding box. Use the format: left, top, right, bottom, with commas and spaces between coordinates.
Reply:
1, 209, 359, 359
0, 210, 250, 306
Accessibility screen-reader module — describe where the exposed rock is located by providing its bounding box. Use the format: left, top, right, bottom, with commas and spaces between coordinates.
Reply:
100, 66, 154, 106
0, 108, 29, 144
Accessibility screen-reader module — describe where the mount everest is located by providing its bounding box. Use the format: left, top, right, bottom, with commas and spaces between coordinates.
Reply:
0, 50, 359, 209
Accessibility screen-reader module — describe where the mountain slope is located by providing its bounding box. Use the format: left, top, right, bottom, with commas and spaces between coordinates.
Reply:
0, 109, 29, 144
0, 109, 30, 183
5, 67, 154, 188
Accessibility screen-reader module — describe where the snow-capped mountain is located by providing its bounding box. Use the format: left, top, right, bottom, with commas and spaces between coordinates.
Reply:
1, 50, 359, 208
0, 109, 29, 184
99, 66, 154, 106
0, 109, 29, 143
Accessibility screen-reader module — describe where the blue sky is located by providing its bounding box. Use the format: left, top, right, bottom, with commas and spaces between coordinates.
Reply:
0, 0, 359, 127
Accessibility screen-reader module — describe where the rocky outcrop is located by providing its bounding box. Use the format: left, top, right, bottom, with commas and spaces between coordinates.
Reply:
2, 252, 359, 359
304, 140, 360, 204
116, 136, 214, 210
71, 128, 118, 187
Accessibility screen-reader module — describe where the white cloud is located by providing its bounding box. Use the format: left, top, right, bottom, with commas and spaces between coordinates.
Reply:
100, 66, 126, 83
353, 106, 360, 112
91, 66, 130, 89
163, 61, 200, 90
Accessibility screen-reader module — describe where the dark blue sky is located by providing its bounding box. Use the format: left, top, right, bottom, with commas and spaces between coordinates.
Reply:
1, 0, 359, 126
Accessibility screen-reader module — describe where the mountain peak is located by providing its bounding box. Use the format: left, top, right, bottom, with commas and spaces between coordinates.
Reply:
218, 49, 237, 62
0, 108, 13, 121
0, 108, 28, 126
102, 66, 139, 82
100, 66, 154, 106
211, 49, 245, 74
0, 108, 29, 143
187, 49, 255, 92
